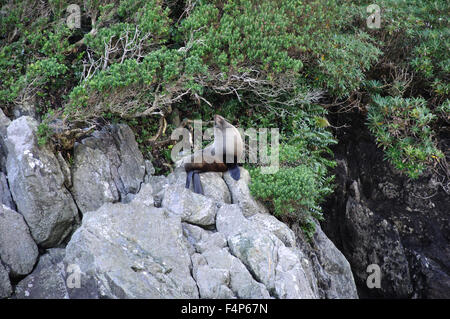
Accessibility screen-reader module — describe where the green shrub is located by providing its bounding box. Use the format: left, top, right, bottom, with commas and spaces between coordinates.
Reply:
248, 105, 336, 235
65, 47, 184, 121
367, 95, 443, 178
61, 0, 382, 123
179, 0, 380, 98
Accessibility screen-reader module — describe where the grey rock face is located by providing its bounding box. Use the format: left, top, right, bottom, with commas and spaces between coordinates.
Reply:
143, 159, 155, 183
0, 109, 10, 138
3, 135, 354, 300
62, 163, 356, 299
0, 204, 39, 277
162, 167, 260, 226
167, 168, 231, 204
0, 262, 12, 298
65, 187, 199, 298
5, 116, 79, 247
196, 172, 231, 204
248, 213, 296, 247
72, 145, 119, 213
312, 225, 359, 299
0, 206, 39, 279
71, 124, 145, 214
185, 223, 270, 299
223, 169, 268, 216
192, 248, 270, 299
191, 252, 235, 299
292, 221, 359, 299
148, 175, 169, 207
183, 223, 225, 254
15, 248, 69, 299
131, 183, 154, 207
162, 183, 218, 226
216, 204, 315, 298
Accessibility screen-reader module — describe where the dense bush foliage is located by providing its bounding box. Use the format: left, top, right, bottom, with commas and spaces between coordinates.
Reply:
368, 95, 443, 178
351, 0, 449, 178
1, 0, 448, 233
247, 105, 336, 238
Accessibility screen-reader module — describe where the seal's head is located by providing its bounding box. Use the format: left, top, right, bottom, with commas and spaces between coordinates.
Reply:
214, 114, 232, 129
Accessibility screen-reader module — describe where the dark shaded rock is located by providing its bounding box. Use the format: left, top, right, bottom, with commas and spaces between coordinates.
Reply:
0, 261, 12, 298
0, 108, 10, 172
322, 111, 450, 298
343, 197, 413, 297
0, 172, 15, 210
14, 249, 68, 299
14, 247, 102, 299
407, 249, 450, 299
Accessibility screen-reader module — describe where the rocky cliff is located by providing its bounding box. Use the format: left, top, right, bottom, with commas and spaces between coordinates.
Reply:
0, 112, 358, 299
322, 112, 450, 298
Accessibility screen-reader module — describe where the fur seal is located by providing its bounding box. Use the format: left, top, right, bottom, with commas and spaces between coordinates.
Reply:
185, 114, 243, 194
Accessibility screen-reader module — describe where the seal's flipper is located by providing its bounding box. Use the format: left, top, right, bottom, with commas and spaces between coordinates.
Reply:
228, 165, 241, 181
192, 171, 204, 195
186, 170, 194, 189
